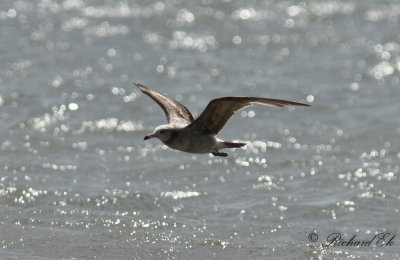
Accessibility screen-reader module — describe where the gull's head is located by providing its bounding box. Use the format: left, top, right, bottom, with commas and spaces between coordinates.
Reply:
144, 125, 174, 143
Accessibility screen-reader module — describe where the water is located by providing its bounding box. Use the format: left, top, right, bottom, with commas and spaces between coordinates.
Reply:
1, 0, 400, 259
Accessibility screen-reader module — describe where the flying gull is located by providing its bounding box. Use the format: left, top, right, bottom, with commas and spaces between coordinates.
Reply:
136, 83, 310, 157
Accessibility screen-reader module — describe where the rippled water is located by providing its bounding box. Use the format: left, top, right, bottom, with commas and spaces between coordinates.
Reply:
1, 0, 400, 259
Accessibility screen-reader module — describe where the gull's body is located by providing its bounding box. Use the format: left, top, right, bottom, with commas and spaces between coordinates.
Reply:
136, 83, 310, 157
160, 125, 219, 153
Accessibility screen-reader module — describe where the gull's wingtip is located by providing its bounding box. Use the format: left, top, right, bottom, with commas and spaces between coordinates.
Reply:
286, 100, 312, 107
134, 82, 148, 91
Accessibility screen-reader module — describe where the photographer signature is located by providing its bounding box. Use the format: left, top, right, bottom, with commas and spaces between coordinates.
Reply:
308, 232, 395, 247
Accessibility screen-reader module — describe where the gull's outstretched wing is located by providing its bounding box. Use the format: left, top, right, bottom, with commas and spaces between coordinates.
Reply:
186, 97, 310, 135
135, 83, 194, 124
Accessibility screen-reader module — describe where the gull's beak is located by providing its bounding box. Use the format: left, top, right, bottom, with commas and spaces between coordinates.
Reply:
144, 133, 155, 140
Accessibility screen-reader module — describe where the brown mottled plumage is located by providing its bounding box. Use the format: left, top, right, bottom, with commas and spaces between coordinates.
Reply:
136, 83, 194, 125
135, 83, 310, 157
188, 97, 309, 136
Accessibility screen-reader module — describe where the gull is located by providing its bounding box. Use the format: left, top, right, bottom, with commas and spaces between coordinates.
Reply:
136, 83, 310, 157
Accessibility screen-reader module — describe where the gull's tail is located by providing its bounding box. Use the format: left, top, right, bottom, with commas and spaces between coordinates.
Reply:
211, 142, 246, 157
222, 142, 246, 149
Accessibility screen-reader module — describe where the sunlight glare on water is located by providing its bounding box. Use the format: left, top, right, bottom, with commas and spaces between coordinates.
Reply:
0, 0, 400, 259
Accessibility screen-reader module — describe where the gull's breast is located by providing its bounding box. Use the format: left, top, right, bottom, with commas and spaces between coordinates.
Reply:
164, 130, 216, 154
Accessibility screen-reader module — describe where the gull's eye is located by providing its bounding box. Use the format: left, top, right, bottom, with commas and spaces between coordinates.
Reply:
160, 130, 166, 134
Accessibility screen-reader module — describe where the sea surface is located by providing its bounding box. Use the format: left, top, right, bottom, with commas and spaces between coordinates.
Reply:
1, 0, 400, 259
